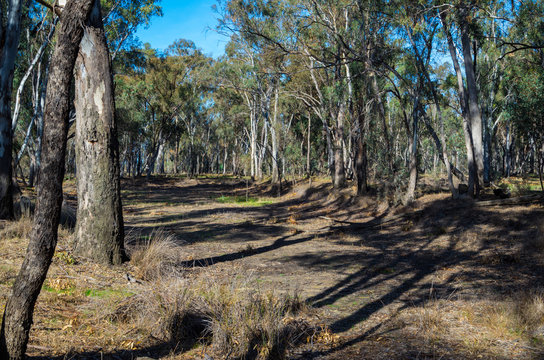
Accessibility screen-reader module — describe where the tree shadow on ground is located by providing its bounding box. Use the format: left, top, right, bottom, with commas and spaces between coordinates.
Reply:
285, 197, 544, 358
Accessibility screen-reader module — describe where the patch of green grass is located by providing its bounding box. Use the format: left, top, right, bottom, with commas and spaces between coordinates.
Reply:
215, 195, 275, 206
498, 177, 543, 195
84, 288, 134, 299
43, 284, 76, 296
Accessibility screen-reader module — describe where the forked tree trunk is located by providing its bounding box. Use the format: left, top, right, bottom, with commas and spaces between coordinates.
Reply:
459, 7, 485, 190
73, 0, 125, 265
0, 0, 24, 220
0, 1, 95, 358
441, 11, 477, 197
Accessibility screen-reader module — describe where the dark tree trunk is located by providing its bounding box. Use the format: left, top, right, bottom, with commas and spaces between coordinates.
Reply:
332, 101, 346, 189
73, 0, 125, 265
0, 1, 95, 359
355, 111, 368, 196
0, 0, 24, 220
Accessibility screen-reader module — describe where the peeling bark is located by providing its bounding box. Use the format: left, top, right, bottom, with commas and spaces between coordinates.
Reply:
73, 0, 125, 265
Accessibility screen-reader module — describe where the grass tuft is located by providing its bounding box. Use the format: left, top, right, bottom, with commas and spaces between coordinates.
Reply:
129, 230, 185, 280
109, 275, 314, 359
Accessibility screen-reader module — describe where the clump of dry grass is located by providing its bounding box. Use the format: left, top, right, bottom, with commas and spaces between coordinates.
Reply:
116, 228, 317, 358
452, 289, 544, 354
128, 230, 185, 280
204, 283, 309, 359
498, 289, 544, 336
109, 274, 314, 359
0, 215, 33, 241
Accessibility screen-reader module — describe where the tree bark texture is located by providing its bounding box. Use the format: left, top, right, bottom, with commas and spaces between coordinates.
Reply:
74, 0, 125, 265
440, 11, 477, 197
405, 98, 420, 204
0, 0, 24, 220
333, 101, 346, 189
0, 1, 95, 359
459, 7, 485, 190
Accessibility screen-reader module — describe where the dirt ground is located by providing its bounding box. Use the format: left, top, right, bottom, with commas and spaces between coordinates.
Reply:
2, 175, 544, 359
119, 175, 544, 359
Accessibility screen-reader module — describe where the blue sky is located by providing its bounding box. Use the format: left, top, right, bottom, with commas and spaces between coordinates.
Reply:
134, 0, 228, 58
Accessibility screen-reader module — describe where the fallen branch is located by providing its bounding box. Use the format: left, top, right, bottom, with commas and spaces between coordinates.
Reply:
319, 211, 419, 230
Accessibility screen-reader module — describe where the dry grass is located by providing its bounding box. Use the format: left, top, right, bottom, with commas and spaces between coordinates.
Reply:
0, 214, 33, 241
395, 291, 544, 359
110, 271, 314, 359
124, 231, 317, 359
1, 217, 316, 359
483, 290, 544, 338
128, 229, 186, 280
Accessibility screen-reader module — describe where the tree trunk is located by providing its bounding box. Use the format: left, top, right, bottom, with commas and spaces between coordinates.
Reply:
355, 107, 368, 196
0, 0, 24, 220
155, 141, 165, 174
333, 101, 346, 189
250, 104, 257, 180
441, 11, 477, 197
460, 8, 485, 190
73, 0, 125, 265
405, 99, 420, 204
257, 113, 268, 180
306, 112, 311, 177
0, 1, 95, 358
539, 143, 543, 192
371, 72, 393, 171
271, 86, 280, 183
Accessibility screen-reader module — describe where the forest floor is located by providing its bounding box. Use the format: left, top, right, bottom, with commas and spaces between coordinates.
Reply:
2, 174, 544, 359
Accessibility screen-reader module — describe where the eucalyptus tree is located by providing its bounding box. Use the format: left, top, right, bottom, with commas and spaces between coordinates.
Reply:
503, 0, 544, 188
11, 11, 57, 187
438, 1, 494, 196
73, 0, 125, 265
143, 40, 208, 176
0, 2, 95, 358
102, 0, 162, 61
0, 0, 24, 219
